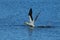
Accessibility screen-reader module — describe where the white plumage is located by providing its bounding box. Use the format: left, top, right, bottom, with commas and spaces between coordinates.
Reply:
24, 8, 40, 27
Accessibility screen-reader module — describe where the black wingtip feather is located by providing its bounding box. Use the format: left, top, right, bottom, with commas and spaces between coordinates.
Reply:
28, 8, 32, 15
28, 8, 33, 21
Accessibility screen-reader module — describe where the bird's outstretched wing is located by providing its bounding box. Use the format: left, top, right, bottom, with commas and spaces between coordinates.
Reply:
34, 12, 40, 22
28, 8, 33, 22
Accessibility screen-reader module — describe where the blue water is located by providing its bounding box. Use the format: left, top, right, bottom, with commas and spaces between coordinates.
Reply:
0, 0, 60, 40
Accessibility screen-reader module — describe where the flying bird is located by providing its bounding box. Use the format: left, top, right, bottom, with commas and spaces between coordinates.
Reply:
24, 8, 40, 28
13, 8, 53, 29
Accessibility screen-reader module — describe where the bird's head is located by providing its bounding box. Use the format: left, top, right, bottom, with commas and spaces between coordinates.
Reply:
24, 22, 29, 25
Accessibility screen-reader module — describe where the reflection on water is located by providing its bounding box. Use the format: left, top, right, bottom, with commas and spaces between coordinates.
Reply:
0, 25, 60, 40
